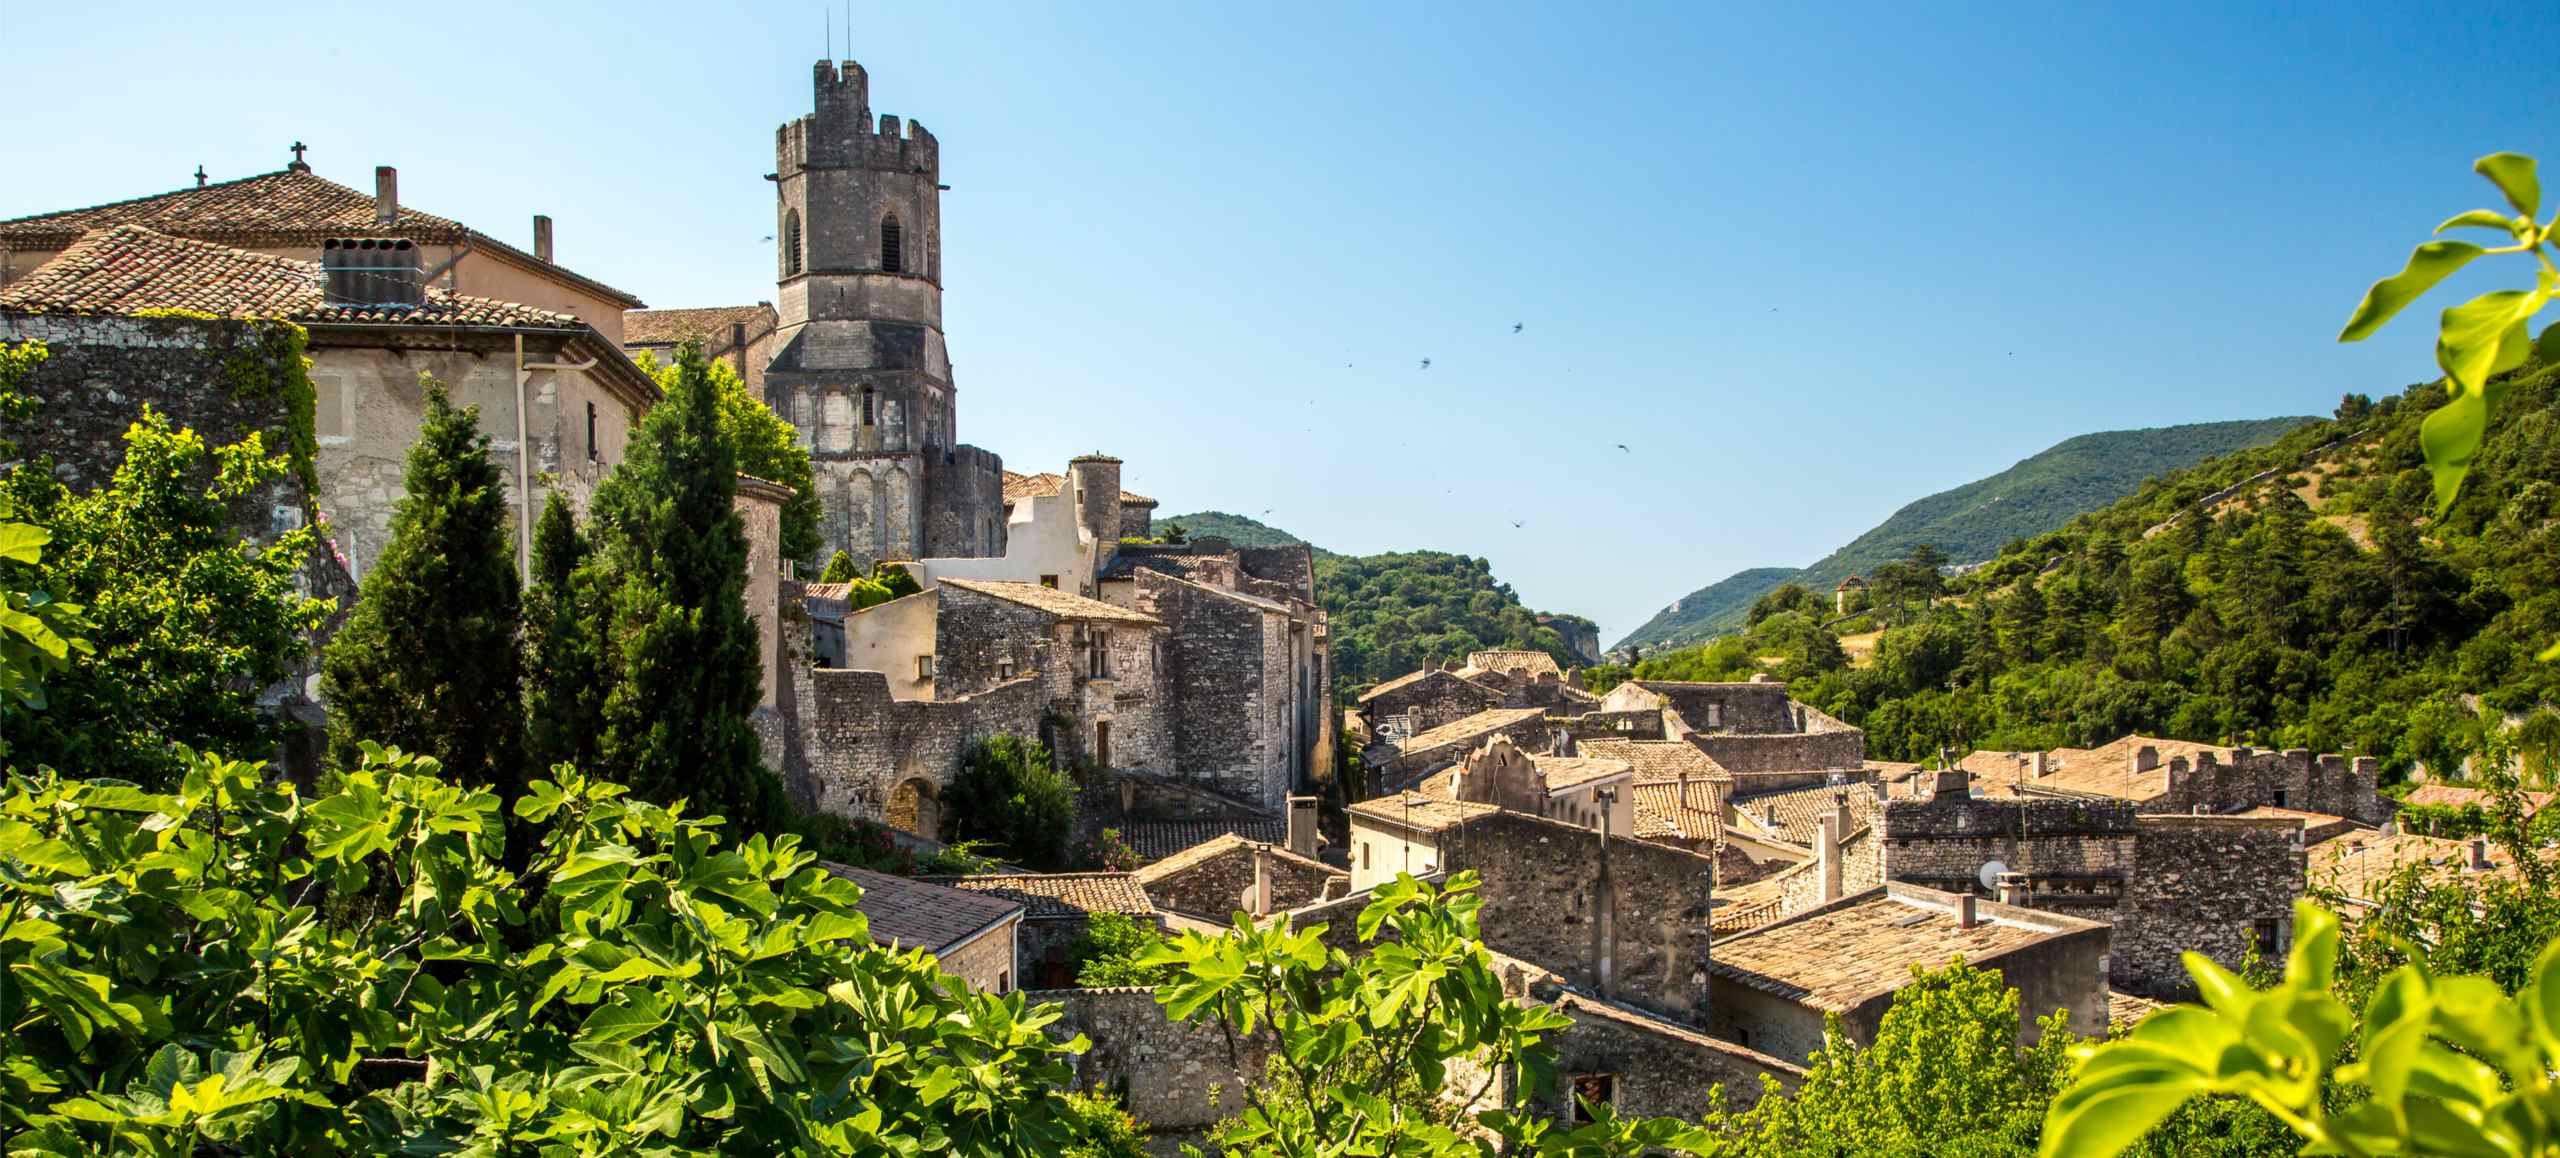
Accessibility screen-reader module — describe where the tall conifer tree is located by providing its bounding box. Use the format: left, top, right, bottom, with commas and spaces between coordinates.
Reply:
319, 381, 524, 796
522, 492, 603, 774
583, 344, 781, 827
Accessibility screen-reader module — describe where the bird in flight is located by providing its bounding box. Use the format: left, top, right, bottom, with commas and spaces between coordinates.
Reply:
1616, 443, 1630, 452
1511, 322, 1523, 334
1511, 520, 1524, 528
1419, 358, 1432, 370
760, 235, 775, 243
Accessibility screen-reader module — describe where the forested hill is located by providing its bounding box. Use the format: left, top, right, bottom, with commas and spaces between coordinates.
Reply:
1613, 416, 2316, 651
1770, 363, 2560, 776
1156, 512, 1584, 695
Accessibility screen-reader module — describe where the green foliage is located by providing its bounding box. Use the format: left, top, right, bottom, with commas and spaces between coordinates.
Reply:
2040, 900, 2560, 1158
0, 407, 329, 786
2338, 152, 2558, 514
941, 734, 1076, 870
1773, 354, 2560, 766
581, 344, 783, 831
640, 347, 822, 567
0, 744, 1091, 1154
1746, 583, 1824, 627
318, 381, 524, 798
871, 560, 922, 599
523, 492, 605, 776
1148, 511, 1318, 552
1707, 960, 2080, 1157
0, 342, 93, 719
1058, 1090, 1152, 1158
915, 839, 1000, 876
1615, 607, 1847, 687
816, 549, 858, 584
1321, 551, 1577, 697
1071, 911, 1178, 988
213, 319, 318, 492
1618, 420, 2315, 650
1141, 871, 1715, 1156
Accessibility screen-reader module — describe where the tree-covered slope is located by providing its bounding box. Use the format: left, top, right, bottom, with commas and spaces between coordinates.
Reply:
1154, 513, 1588, 694
1152, 510, 1325, 553
1614, 417, 2316, 651
1785, 365, 2560, 776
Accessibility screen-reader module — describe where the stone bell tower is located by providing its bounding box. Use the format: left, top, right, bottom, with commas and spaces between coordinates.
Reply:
766, 58, 1004, 569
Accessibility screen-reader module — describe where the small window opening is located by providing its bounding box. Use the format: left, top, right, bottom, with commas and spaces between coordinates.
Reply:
783, 209, 803, 277
917, 654, 936, 681
996, 970, 1010, 994
880, 213, 904, 273
1089, 629, 1112, 678
2253, 918, 2282, 960
861, 387, 876, 427
1039, 574, 1059, 589
1570, 1075, 1616, 1123
996, 656, 1016, 680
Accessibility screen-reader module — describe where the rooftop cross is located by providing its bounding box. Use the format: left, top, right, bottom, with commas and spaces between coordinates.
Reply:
193, 165, 207, 188
287, 141, 309, 173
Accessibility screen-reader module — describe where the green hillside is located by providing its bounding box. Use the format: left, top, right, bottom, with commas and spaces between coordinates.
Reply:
1770, 361, 2560, 775
1155, 512, 1586, 695
1613, 417, 2316, 651
1152, 510, 1324, 553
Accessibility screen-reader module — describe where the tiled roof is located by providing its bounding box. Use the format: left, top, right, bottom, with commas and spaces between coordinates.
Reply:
1115, 815, 1286, 861
1465, 650, 1564, 681
1708, 890, 2070, 1011
2309, 829, 2525, 902
1357, 668, 1441, 702
1628, 779, 1723, 844
2403, 784, 2553, 812
1347, 793, 1500, 834
2028, 735, 2234, 800
1003, 471, 1064, 502
1550, 993, 1806, 1077
0, 225, 582, 330
925, 872, 1155, 920
2110, 989, 2171, 1026
803, 582, 856, 602
623, 303, 776, 349
1397, 707, 1548, 757
1533, 755, 1634, 792
1130, 833, 1336, 887
1580, 739, 1732, 783
1120, 489, 1158, 507
823, 863, 1020, 953
1729, 781, 1881, 846
934, 577, 1159, 626
0, 168, 642, 306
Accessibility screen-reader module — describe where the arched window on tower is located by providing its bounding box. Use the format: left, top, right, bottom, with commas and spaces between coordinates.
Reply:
783, 209, 803, 277
861, 386, 876, 427
879, 213, 904, 273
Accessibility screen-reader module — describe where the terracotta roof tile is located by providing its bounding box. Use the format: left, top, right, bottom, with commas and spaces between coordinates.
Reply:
1465, 650, 1564, 681
1532, 755, 1634, 792
0, 225, 581, 330
1347, 793, 1500, 834
823, 863, 1020, 953
2403, 784, 2553, 813
924, 872, 1155, 919
1130, 833, 1335, 886
2309, 829, 2529, 902
934, 577, 1159, 626
1003, 471, 1064, 502
1580, 739, 1732, 783
623, 303, 777, 349
1708, 890, 2080, 1011
1115, 816, 1287, 861
1729, 781, 1881, 846
1395, 707, 1548, 757
1628, 779, 1724, 844
0, 168, 642, 306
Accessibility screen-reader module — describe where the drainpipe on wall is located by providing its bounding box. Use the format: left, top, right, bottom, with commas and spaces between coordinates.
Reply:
513, 336, 600, 582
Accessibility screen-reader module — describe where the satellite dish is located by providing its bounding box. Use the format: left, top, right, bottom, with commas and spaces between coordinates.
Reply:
1978, 859, 2010, 890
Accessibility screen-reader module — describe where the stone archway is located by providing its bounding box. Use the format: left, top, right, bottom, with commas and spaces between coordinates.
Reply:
886, 777, 941, 840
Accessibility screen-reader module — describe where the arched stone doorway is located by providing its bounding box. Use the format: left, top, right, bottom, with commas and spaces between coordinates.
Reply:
887, 777, 941, 840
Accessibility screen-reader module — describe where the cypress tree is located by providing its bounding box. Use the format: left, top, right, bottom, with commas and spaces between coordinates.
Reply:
583, 343, 782, 827
817, 550, 858, 583
319, 381, 524, 796
523, 492, 603, 775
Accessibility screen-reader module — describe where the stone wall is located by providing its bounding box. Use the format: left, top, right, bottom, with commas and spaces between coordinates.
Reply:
934, 920, 1019, 994
1026, 987, 1273, 1129
778, 666, 1046, 831
1437, 811, 1718, 1025
1881, 790, 2140, 911
2117, 816, 2305, 999
1363, 671, 1503, 738
921, 443, 1006, 559
1689, 712, 1873, 773
2139, 747, 2387, 825
1136, 840, 1344, 919
1135, 570, 1280, 805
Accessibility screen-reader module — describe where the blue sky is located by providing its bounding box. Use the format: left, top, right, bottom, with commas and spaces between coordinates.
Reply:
4, 2, 2555, 641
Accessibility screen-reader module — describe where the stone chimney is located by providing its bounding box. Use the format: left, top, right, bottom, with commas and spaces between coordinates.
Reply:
1996, 871, 2030, 907
2133, 745, 2161, 774
1252, 844, 1274, 915
1871, 776, 1890, 802
1832, 791, 1853, 842
533, 214, 554, 263
1931, 768, 1970, 799
2165, 756, 2190, 792
373, 166, 398, 226
2033, 751, 2051, 777
2470, 838, 2493, 871
1677, 772, 1694, 810
1816, 813, 1844, 904
1286, 795, 1318, 857
1956, 893, 1979, 929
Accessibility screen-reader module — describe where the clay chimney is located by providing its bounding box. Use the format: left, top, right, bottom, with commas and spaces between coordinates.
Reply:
2033, 751, 2051, 778
1286, 795, 1318, 857
2470, 838, 2493, 871
1252, 844, 1274, 915
533, 214, 554, 263
1677, 772, 1693, 810
373, 166, 398, 226
1956, 893, 1979, 929
1996, 872, 2030, 907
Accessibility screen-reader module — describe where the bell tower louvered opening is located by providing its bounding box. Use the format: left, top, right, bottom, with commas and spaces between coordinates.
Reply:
321, 238, 423, 308
879, 213, 903, 273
